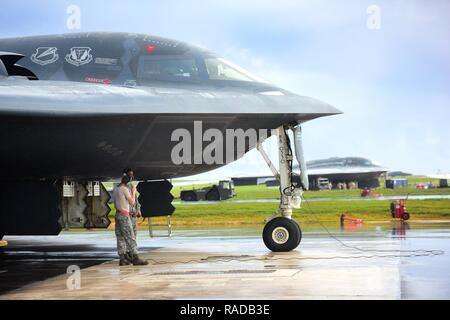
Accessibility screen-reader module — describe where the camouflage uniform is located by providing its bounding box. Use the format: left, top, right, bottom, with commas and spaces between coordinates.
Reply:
126, 184, 141, 258
115, 212, 138, 256
113, 182, 147, 266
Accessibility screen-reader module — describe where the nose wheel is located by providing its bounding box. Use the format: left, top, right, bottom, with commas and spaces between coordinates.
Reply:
263, 217, 302, 252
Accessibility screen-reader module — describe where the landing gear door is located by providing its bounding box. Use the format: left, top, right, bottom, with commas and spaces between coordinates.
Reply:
60, 181, 88, 229
85, 182, 111, 229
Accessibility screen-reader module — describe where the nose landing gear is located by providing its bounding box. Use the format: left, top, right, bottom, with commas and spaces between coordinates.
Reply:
258, 125, 307, 252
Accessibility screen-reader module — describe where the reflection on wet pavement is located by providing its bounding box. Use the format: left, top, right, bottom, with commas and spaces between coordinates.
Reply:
0, 222, 449, 299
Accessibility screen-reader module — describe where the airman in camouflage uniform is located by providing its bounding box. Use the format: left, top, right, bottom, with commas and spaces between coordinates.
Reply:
113, 173, 147, 266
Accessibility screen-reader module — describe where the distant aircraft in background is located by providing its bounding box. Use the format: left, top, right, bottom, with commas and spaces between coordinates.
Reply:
232, 157, 388, 189
300, 157, 388, 189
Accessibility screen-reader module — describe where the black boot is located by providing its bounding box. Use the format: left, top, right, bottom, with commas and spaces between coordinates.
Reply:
119, 254, 131, 266
131, 254, 148, 266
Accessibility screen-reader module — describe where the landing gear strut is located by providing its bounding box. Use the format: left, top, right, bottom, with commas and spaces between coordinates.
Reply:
258, 125, 308, 252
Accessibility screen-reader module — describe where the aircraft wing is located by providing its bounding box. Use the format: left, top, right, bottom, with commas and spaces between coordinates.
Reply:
0, 77, 341, 119
307, 166, 389, 176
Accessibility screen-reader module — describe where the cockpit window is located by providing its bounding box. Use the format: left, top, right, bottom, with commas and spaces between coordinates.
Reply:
205, 57, 265, 82
138, 57, 199, 81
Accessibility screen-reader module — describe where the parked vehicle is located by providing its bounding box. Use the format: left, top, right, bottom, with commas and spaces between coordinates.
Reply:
180, 180, 236, 201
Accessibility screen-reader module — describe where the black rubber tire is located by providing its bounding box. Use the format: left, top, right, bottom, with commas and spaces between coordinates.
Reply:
206, 189, 220, 201
292, 219, 302, 247
402, 212, 410, 221
263, 217, 302, 252
180, 191, 197, 202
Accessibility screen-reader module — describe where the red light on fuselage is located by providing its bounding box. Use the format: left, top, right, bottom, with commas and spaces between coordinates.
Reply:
145, 44, 157, 54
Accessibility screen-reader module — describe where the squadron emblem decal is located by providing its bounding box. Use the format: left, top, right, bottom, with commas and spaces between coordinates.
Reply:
31, 47, 59, 66
65, 47, 93, 66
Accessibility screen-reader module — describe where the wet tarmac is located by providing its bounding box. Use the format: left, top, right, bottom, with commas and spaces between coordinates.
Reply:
174, 194, 450, 205
0, 222, 449, 299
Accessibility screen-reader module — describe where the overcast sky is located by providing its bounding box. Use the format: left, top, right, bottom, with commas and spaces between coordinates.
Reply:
1, 0, 449, 178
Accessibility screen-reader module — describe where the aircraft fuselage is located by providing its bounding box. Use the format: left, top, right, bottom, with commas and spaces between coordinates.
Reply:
0, 32, 340, 180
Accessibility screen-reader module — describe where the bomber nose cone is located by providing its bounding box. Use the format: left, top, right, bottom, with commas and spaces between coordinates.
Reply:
295, 94, 342, 117
258, 89, 342, 121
